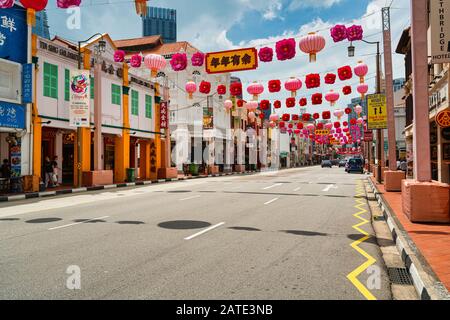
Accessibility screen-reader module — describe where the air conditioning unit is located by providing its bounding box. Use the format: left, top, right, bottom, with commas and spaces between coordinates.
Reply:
0, 58, 22, 104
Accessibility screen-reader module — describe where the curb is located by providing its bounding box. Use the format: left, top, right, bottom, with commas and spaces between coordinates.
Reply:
0, 171, 261, 203
367, 177, 450, 300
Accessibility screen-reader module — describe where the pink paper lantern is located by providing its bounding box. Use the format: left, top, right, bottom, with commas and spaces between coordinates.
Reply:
270, 114, 280, 122
354, 105, 363, 116
130, 54, 142, 68
269, 121, 276, 128
299, 32, 326, 63
333, 110, 344, 120
357, 83, 369, 99
114, 50, 125, 63
185, 81, 197, 99
144, 54, 167, 77
354, 61, 368, 83
0, 0, 15, 8
224, 100, 233, 111
191, 52, 205, 67
248, 112, 256, 121
307, 124, 315, 131
325, 123, 333, 130
247, 82, 264, 100
325, 90, 340, 106
57, 0, 81, 8
285, 77, 302, 97
245, 101, 258, 111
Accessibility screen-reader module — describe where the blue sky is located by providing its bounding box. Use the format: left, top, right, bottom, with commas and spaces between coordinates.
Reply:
43, 0, 410, 113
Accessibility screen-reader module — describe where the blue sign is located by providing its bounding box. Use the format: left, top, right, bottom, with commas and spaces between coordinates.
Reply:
0, 5, 28, 64
22, 63, 33, 104
0, 102, 25, 129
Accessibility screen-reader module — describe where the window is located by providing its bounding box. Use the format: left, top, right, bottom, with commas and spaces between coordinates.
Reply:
64, 69, 70, 101
43, 62, 58, 99
131, 90, 139, 116
111, 84, 121, 105
90, 76, 94, 99
145, 95, 152, 119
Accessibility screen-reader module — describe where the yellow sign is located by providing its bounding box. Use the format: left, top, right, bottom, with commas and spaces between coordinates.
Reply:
367, 94, 387, 130
205, 48, 258, 74
315, 129, 330, 136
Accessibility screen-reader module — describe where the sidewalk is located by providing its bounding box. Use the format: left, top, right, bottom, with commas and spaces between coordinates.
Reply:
369, 177, 450, 293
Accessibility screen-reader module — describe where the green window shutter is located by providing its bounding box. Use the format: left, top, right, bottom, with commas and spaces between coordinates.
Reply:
131, 90, 139, 116
90, 76, 94, 99
111, 84, 121, 105
145, 95, 152, 119
64, 69, 70, 101
43, 62, 58, 99
43, 62, 50, 98
50, 64, 58, 99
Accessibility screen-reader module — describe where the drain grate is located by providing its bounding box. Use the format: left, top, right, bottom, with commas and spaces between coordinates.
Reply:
387, 267, 413, 285
373, 215, 386, 221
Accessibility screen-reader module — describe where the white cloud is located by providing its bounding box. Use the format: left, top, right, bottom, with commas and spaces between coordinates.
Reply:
288, 0, 343, 11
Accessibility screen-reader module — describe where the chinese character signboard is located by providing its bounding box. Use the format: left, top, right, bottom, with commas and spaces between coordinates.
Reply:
0, 102, 25, 129
436, 110, 450, 128
315, 129, 330, 136
22, 63, 33, 104
160, 101, 168, 129
205, 48, 258, 74
0, 5, 27, 64
364, 130, 374, 142
430, 0, 450, 64
367, 94, 387, 130
69, 70, 90, 128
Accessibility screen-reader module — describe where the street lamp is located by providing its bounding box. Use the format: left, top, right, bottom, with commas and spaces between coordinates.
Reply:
348, 39, 382, 183
75, 33, 105, 188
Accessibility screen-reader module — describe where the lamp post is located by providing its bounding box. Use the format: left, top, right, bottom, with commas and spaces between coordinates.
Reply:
348, 39, 382, 183
76, 34, 106, 188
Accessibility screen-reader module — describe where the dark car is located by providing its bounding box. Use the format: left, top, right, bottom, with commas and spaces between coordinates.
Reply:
338, 160, 347, 168
321, 160, 332, 168
346, 158, 364, 174
331, 159, 339, 167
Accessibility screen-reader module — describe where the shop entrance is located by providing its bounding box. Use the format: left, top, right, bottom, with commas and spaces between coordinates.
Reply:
62, 133, 75, 185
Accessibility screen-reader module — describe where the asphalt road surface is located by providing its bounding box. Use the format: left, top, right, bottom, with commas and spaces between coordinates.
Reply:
0, 166, 392, 300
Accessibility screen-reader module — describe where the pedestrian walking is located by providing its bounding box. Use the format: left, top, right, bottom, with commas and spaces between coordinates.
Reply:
52, 156, 60, 187
0, 159, 11, 179
44, 156, 54, 188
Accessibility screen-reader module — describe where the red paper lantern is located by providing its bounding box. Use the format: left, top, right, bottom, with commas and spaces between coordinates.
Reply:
297, 122, 304, 130
217, 84, 226, 96
230, 82, 242, 97
199, 81, 211, 94
313, 113, 320, 120
350, 118, 357, 125
299, 98, 307, 107
282, 114, 291, 121
343, 86, 352, 95
288, 123, 294, 129
259, 113, 265, 120
334, 122, 341, 129
292, 114, 300, 121
345, 107, 352, 114
338, 66, 353, 81
268, 80, 281, 93
260, 100, 270, 110
322, 111, 331, 120
305, 74, 321, 89
237, 99, 245, 108
343, 121, 348, 127
20, 0, 48, 11
312, 93, 323, 105
302, 113, 311, 122
286, 97, 296, 108
324, 73, 336, 84
274, 100, 282, 109
279, 121, 286, 129
317, 123, 324, 130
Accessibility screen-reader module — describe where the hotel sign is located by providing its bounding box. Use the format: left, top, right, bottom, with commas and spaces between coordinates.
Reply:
430, 0, 450, 64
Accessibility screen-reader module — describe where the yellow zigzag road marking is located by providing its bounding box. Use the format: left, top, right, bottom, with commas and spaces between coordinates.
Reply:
347, 182, 377, 300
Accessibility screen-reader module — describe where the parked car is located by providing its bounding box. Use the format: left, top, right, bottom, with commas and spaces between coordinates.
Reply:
321, 160, 333, 168
338, 160, 347, 168
346, 158, 364, 174
331, 159, 339, 167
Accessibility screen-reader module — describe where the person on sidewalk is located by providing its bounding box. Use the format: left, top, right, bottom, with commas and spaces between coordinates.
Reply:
52, 156, 60, 187
0, 159, 11, 179
44, 156, 54, 189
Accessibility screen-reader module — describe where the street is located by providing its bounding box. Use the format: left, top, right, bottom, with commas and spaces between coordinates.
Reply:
0, 167, 392, 300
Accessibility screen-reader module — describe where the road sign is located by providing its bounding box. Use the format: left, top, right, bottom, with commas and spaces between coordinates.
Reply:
205, 48, 258, 74
367, 94, 387, 130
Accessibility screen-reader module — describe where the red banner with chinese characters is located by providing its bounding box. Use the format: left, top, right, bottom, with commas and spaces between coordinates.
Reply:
160, 101, 168, 129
